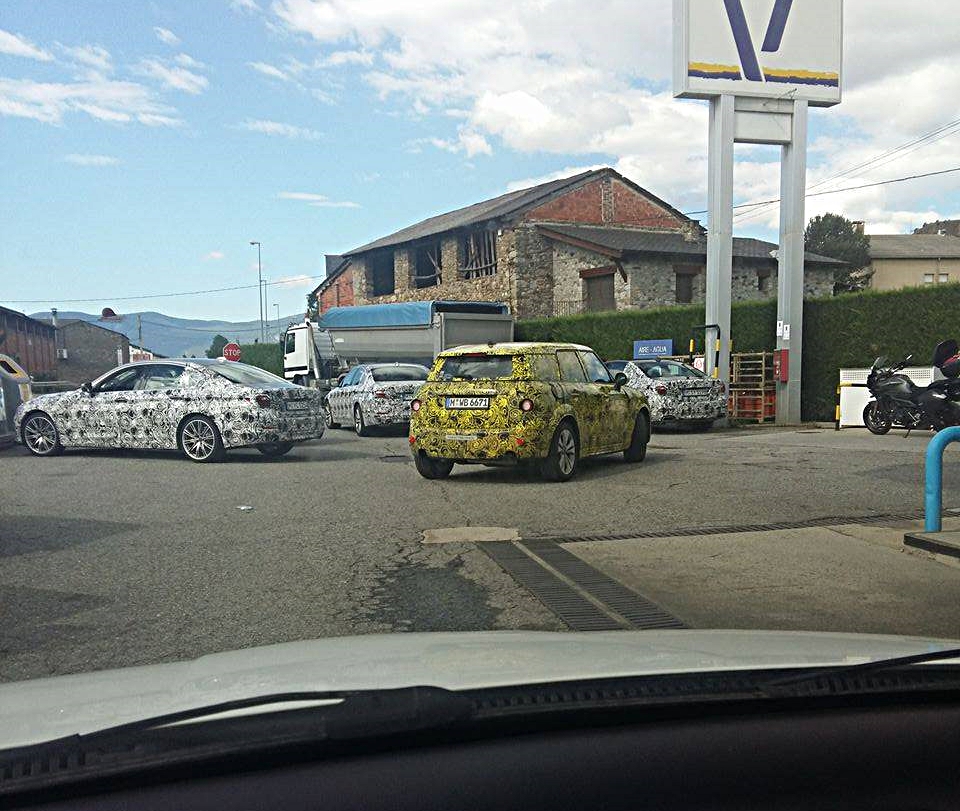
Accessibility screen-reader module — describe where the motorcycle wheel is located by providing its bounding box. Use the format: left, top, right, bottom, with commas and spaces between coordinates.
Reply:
863, 401, 893, 435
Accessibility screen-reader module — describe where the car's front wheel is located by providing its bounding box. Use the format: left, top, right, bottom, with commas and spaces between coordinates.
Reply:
354, 405, 370, 437
324, 405, 340, 429
257, 442, 295, 457
178, 416, 225, 463
541, 421, 579, 482
623, 411, 649, 462
21, 412, 63, 457
414, 452, 454, 479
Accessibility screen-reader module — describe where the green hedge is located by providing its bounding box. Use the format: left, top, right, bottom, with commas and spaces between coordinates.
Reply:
238, 342, 283, 377
516, 284, 960, 422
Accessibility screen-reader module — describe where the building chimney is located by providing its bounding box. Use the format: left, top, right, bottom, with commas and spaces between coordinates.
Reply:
50, 307, 58, 327
681, 219, 702, 242
852, 221, 865, 234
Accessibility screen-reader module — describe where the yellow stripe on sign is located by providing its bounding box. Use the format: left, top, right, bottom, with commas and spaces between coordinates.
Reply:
688, 61, 742, 74
763, 67, 839, 81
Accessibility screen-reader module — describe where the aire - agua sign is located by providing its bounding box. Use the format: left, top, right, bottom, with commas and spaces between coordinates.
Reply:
674, 0, 842, 107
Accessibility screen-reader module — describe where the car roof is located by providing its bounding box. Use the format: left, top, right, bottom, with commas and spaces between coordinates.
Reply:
439, 342, 593, 356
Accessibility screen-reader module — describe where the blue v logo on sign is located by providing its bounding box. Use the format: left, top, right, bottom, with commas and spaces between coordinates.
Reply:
723, 0, 792, 82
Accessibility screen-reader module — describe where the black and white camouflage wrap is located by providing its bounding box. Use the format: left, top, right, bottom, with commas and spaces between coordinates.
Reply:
14, 361, 324, 451
325, 364, 428, 428
620, 362, 726, 425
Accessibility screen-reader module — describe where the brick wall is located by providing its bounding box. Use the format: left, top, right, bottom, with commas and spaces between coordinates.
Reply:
0, 310, 57, 377
610, 180, 683, 230
58, 321, 129, 383
318, 270, 355, 313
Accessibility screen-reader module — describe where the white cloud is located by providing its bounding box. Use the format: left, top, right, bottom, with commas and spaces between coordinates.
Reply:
136, 58, 208, 94
248, 61, 288, 80
204, 250, 225, 260
278, 191, 359, 208
274, 274, 317, 288
0, 76, 181, 126
153, 27, 181, 46
240, 118, 323, 140
174, 53, 205, 69
64, 153, 119, 166
268, 0, 960, 237
57, 43, 112, 74
230, 0, 260, 12
0, 28, 53, 61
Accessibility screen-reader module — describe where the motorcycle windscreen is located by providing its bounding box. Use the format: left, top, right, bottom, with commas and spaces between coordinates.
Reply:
932, 339, 959, 368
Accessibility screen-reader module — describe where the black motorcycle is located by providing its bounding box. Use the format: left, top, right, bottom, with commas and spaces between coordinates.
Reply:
862, 347, 960, 435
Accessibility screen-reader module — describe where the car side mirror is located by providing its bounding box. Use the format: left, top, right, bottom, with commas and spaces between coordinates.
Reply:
613, 372, 628, 391
81, 381, 94, 395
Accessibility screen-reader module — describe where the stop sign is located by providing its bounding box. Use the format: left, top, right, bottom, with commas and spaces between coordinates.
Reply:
222, 342, 241, 362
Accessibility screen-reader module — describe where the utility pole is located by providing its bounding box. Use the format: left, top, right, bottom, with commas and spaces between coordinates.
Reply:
250, 241, 263, 341
274, 303, 280, 342
262, 277, 269, 340
137, 313, 142, 351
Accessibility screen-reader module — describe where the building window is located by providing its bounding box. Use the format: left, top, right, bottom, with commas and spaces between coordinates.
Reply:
368, 251, 395, 297
413, 242, 442, 289
674, 264, 701, 304
460, 230, 497, 279
939, 273, 950, 283
924, 273, 935, 285
757, 271, 771, 293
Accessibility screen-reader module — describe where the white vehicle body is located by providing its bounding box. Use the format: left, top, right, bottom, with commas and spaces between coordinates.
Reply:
283, 301, 514, 387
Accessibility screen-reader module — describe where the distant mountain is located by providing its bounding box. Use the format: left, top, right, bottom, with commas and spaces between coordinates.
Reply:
29, 310, 303, 358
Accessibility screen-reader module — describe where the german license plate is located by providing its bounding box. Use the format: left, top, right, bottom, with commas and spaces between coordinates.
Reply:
446, 434, 478, 442
285, 401, 310, 412
445, 397, 489, 409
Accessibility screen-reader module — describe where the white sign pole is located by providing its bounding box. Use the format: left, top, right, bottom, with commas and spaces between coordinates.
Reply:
775, 99, 808, 425
705, 94, 735, 389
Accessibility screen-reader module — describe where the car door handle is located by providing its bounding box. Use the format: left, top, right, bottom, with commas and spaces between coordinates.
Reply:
115, 398, 129, 403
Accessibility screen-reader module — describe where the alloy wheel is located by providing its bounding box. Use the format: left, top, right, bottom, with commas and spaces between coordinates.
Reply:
23, 414, 58, 455
557, 428, 577, 476
181, 418, 216, 460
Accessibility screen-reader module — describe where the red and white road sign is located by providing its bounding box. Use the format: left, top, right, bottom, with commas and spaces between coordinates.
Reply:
222, 342, 241, 362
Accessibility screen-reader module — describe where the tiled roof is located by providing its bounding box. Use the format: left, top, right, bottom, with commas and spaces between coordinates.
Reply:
868, 234, 960, 259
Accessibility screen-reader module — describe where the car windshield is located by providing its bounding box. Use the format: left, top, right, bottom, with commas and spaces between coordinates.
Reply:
6, 0, 960, 762
436, 355, 515, 380
371, 365, 428, 382
210, 362, 296, 388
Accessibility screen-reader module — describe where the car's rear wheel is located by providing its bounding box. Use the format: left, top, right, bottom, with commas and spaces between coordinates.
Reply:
21, 412, 63, 457
178, 416, 225, 463
414, 452, 454, 479
257, 442, 295, 457
354, 405, 370, 437
541, 421, 579, 482
624, 411, 649, 462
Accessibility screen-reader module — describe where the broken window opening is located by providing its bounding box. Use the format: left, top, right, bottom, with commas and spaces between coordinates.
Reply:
460, 230, 498, 279
368, 251, 395, 297
413, 242, 442, 289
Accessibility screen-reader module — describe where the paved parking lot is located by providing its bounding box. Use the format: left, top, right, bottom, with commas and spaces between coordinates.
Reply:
2, 424, 959, 682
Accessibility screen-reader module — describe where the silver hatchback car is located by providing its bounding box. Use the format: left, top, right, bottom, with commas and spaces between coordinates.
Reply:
325, 363, 429, 436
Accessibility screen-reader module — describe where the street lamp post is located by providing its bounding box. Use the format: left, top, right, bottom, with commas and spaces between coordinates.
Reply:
250, 241, 263, 341
274, 303, 280, 342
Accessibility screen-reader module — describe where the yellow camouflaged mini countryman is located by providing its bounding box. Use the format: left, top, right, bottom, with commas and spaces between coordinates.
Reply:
409, 343, 650, 481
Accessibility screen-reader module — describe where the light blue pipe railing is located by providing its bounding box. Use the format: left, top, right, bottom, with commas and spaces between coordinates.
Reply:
925, 426, 960, 532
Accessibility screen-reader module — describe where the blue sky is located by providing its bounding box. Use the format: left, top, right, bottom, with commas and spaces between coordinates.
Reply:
2, 1, 960, 321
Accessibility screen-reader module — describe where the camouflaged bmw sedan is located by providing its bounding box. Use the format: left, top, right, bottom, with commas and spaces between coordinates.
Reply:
408, 343, 650, 481
14, 358, 325, 462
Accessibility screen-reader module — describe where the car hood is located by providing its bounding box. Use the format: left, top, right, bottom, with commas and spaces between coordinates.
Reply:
1, 629, 958, 749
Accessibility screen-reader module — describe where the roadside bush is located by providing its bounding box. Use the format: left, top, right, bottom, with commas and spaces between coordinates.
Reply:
516, 284, 960, 422
238, 342, 283, 377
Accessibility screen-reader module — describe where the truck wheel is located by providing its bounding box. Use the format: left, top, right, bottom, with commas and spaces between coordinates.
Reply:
623, 412, 649, 462
414, 452, 454, 479
541, 421, 579, 482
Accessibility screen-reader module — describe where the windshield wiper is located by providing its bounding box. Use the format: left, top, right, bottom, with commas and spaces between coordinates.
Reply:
760, 646, 960, 693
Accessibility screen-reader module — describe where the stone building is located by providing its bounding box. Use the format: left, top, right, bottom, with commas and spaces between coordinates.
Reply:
54, 319, 130, 384
310, 168, 838, 320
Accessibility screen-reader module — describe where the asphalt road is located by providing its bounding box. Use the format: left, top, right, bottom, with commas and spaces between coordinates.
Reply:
2, 424, 958, 682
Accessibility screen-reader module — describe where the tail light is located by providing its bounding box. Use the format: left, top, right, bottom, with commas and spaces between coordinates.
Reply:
411, 399, 422, 412
655, 385, 668, 395
373, 389, 388, 398
255, 394, 273, 407
520, 398, 534, 412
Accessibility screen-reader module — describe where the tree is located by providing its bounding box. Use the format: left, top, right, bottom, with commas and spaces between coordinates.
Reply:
804, 212, 873, 294
205, 334, 229, 358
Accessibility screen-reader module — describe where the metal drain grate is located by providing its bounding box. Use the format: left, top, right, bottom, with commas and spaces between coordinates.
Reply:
482, 542, 623, 631
523, 541, 686, 630
526, 510, 926, 545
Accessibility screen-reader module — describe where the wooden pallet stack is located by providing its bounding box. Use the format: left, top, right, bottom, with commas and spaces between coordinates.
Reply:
728, 352, 776, 423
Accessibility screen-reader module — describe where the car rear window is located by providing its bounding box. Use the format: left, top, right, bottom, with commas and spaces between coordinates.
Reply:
371, 365, 429, 382
435, 354, 515, 380
638, 360, 705, 379
212, 362, 297, 388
